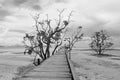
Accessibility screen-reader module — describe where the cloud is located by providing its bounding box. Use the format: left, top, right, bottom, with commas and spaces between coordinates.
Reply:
0, 0, 42, 11
12, 0, 28, 6
0, 25, 9, 37
20, 0, 42, 10
0, 0, 120, 47
0, 8, 11, 20
32, 4, 42, 10
0, 0, 27, 6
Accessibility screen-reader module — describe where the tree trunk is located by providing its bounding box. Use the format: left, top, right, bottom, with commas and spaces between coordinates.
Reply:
37, 58, 40, 65
45, 42, 50, 58
33, 54, 37, 66
52, 45, 58, 55
98, 49, 102, 55
39, 41, 46, 59
69, 49, 72, 59
98, 45, 102, 55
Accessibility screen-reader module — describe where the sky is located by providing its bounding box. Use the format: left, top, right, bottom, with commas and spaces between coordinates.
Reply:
0, 0, 120, 48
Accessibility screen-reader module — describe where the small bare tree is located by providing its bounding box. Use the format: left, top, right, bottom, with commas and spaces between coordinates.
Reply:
23, 9, 73, 65
64, 26, 83, 59
90, 30, 113, 55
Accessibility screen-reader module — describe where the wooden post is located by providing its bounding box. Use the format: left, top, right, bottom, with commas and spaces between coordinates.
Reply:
69, 51, 71, 59
37, 58, 40, 65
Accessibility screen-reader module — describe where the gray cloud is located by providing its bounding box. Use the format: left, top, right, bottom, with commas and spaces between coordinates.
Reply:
0, 0, 42, 22
106, 27, 120, 37
0, 0, 120, 47
0, 0, 68, 12
1, 0, 34, 7
83, 15, 109, 36
32, 4, 42, 10
0, 0, 42, 10
0, 8, 11, 20
19, 0, 42, 10
12, 0, 28, 6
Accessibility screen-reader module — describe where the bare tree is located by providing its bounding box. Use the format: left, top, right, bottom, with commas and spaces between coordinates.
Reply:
23, 9, 73, 65
64, 26, 83, 59
90, 30, 114, 55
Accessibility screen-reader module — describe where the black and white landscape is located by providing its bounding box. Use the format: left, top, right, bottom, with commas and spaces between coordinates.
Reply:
0, 0, 120, 80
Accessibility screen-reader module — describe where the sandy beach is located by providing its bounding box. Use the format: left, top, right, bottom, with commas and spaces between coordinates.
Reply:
0, 48, 33, 80
0, 47, 55, 80
1, 47, 120, 80
72, 49, 120, 80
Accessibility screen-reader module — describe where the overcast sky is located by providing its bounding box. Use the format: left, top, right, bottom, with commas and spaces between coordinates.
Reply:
0, 0, 120, 48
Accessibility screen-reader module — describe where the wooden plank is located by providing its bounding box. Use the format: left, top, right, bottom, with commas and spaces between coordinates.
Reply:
24, 72, 71, 78
33, 67, 70, 72
36, 65, 69, 68
18, 77, 72, 80
65, 51, 80, 80
17, 48, 77, 80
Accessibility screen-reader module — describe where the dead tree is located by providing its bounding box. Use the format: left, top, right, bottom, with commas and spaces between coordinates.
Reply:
23, 9, 73, 65
64, 26, 83, 59
90, 30, 114, 55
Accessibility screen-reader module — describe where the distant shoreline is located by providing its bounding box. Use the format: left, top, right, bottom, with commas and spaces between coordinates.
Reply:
0, 46, 24, 48
73, 48, 120, 51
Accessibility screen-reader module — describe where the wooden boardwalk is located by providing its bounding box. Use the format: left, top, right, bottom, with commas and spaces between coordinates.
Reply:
17, 49, 79, 80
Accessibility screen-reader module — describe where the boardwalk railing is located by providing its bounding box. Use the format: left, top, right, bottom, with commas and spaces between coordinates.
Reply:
16, 48, 79, 80
65, 49, 80, 80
